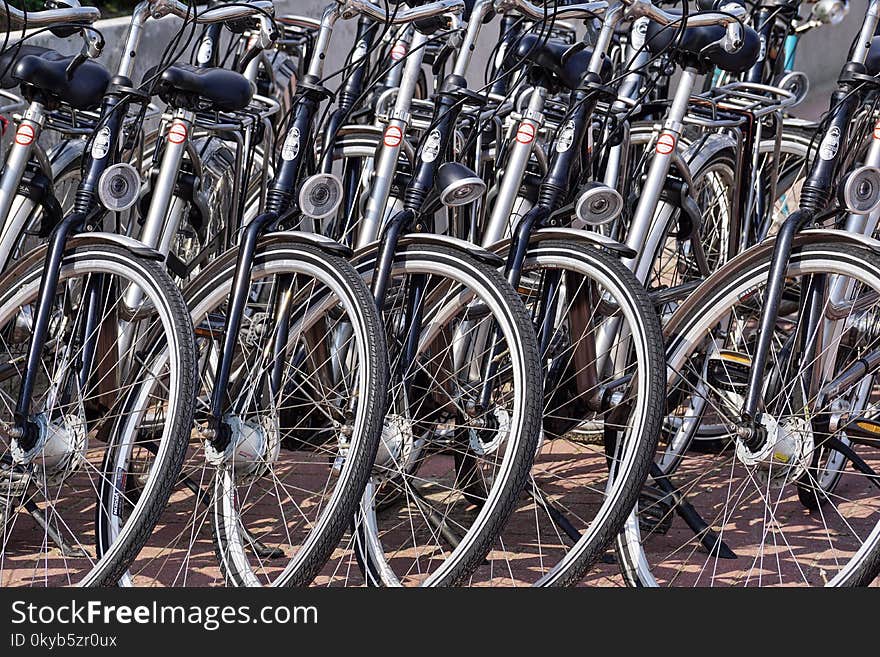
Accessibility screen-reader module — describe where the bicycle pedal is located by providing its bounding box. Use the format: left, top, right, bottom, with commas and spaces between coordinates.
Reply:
706, 350, 751, 393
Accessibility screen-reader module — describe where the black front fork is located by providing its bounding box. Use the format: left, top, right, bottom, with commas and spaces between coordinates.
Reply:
266, 79, 325, 216
203, 79, 329, 448
739, 84, 859, 445
13, 86, 129, 448
371, 73, 470, 311
206, 210, 279, 449
320, 17, 376, 176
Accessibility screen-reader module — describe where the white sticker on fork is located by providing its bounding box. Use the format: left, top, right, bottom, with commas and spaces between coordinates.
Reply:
281, 127, 301, 161
819, 126, 841, 160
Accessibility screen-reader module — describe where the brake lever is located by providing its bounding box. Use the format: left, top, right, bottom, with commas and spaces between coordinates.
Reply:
65, 29, 103, 80
237, 16, 276, 73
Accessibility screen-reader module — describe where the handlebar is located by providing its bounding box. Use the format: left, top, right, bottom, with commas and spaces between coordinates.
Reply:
1, 3, 101, 28
625, 0, 747, 27
337, 0, 465, 24
493, 0, 609, 20
148, 0, 275, 24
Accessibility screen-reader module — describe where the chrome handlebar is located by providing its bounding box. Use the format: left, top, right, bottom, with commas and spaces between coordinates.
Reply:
493, 0, 609, 20
337, 0, 465, 24
1, 1, 101, 28
147, 0, 275, 23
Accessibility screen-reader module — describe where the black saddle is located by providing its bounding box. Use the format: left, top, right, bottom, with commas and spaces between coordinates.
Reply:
153, 64, 254, 113
645, 13, 760, 73
514, 34, 611, 90
1, 46, 110, 110
865, 36, 880, 76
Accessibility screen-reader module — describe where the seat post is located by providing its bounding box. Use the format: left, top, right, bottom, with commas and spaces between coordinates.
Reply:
137, 107, 195, 254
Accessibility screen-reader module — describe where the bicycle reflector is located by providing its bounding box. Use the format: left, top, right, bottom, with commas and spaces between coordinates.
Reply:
299, 173, 343, 219
98, 163, 141, 212
811, 0, 848, 25
573, 183, 624, 226
773, 71, 809, 107
839, 165, 880, 215
436, 162, 486, 207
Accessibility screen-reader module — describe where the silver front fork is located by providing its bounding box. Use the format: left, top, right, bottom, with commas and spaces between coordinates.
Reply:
818, 128, 880, 386
0, 102, 45, 268
355, 29, 427, 250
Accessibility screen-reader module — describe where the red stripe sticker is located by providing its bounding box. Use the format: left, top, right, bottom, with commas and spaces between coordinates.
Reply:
390, 42, 407, 61
168, 122, 188, 144
516, 123, 535, 145
655, 132, 676, 155
384, 125, 403, 148
874, 120, 880, 140
14, 123, 34, 146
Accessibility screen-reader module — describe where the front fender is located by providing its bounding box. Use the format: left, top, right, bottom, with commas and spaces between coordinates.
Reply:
487, 227, 637, 259
0, 232, 164, 291
354, 233, 505, 267
663, 228, 880, 338
259, 230, 352, 257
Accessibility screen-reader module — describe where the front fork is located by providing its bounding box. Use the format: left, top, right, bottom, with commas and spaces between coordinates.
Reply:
11, 91, 127, 449
739, 88, 859, 445
205, 210, 278, 449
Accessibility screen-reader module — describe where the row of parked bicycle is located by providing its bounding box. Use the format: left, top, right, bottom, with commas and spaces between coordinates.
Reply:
0, 0, 878, 587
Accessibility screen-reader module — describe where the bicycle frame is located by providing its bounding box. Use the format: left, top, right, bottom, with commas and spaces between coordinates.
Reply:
202, 0, 466, 442
738, 0, 880, 442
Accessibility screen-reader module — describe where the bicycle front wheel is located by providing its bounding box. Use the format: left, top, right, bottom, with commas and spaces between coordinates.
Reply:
618, 241, 880, 586
122, 239, 388, 586
0, 244, 196, 586
324, 242, 543, 586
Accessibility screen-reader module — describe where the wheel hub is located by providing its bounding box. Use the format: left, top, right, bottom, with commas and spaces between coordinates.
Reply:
205, 415, 280, 482
469, 406, 510, 456
10, 414, 87, 483
373, 413, 416, 472
736, 413, 814, 485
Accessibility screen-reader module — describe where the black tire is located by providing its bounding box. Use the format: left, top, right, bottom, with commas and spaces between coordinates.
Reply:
617, 242, 880, 587
470, 240, 665, 586
126, 240, 388, 587
332, 242, 543, 587
0, 244, 196, 586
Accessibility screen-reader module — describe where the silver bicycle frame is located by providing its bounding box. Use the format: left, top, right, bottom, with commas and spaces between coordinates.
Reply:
356, 28, 426, 249
0, 103, 46, 268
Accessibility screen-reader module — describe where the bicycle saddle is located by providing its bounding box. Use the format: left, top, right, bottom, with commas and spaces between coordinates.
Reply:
153, 64, 254, 113
644, 13, 761, 73
4, 46, 110, 110
514, 34, 611, 90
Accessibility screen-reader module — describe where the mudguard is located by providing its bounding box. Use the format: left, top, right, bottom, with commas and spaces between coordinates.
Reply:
354, 233, 505, 267
488, 227, 637, 259
260, 230, 353, 257
664, 228, 880, 338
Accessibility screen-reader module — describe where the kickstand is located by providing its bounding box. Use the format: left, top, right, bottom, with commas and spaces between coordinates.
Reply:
409, 484, 463, 551
23, 500, 88, 558
649, 463, 738, 559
